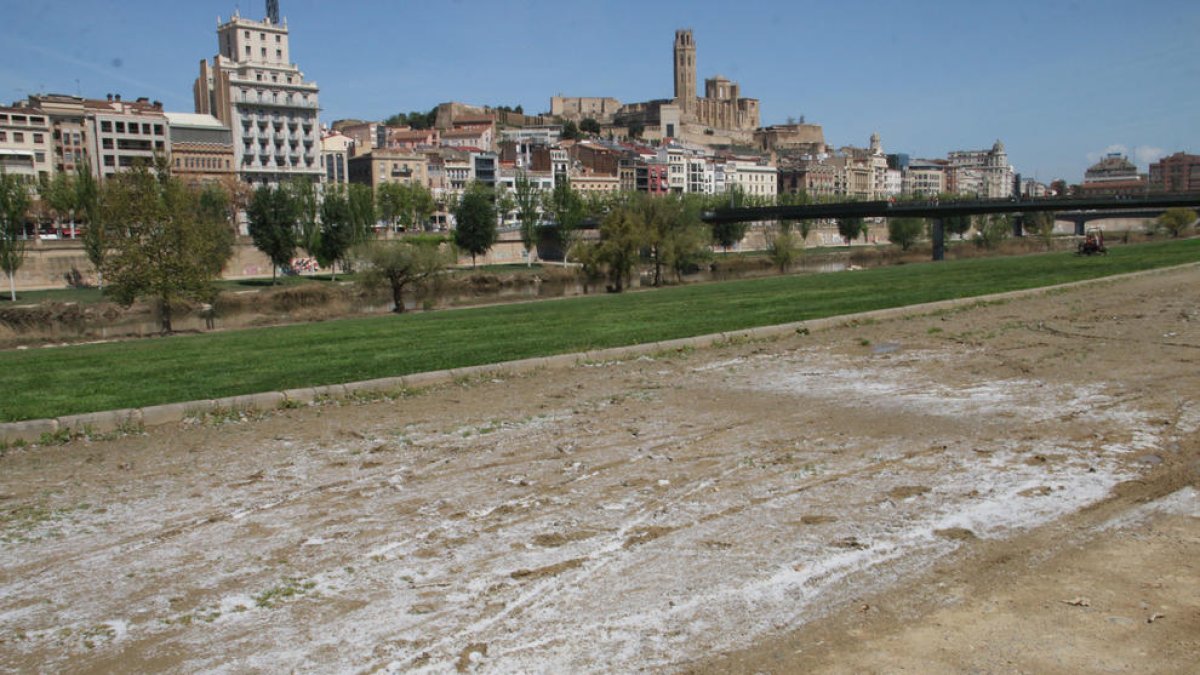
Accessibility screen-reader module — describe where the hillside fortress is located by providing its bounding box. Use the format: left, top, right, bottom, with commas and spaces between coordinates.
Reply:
552, 29, 760, 145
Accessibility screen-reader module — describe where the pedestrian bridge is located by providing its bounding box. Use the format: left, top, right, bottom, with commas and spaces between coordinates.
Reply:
702, 194, 1200, 260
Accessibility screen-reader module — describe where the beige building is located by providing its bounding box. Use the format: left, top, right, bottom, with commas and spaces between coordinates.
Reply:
20, 94, 90, 176
550, 96, 622, 122
572, 173, 620, 194
194, 9, 321, 186
903, 160, 947, 196
165, 112, 234, 185
946, 141, 1013, 198
85, 96, 169, 179
727, 159, 777, 199
320, 131, 353, 184
0, 106, 54, 182
348, 148, 428, 191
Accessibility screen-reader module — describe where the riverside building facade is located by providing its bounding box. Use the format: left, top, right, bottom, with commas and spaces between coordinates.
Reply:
193, 7, 321, 186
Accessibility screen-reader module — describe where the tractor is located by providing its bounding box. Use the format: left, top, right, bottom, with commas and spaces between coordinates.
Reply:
1076, 227, 1107, 256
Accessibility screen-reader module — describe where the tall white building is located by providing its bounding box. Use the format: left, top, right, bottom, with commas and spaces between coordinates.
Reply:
193, 6, 321, 186
947, 141, 1013, 198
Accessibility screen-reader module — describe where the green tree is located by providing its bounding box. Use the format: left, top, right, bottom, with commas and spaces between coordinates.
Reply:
247, 185, 297, 284
887, 217, 924, 251
628, 120, 645, 138
640, 194, 707, 286
593, 203, 645, 292
974, 214, 1011, 249
496, 190, 516, 229
317, 186, 354, 278
711, 187, 751, 252
98, 167, 234, 333
836, 216, 866, 246
376, 182, 404, 232
347, 183, 377, 246
710, 219, 747, 253
544, 176, 585, 263
1022, 211, 1056, 249
943, 214, 972, 240
579, 117, 601, 134
0, 172, 31, 301
561, 120, 581, 140
452, 182, 497, 268
356, 237, 453, 313
767, 228, 799, 273
1157, 207, 1196, 238
75, 166, 106, 289
41, 171, 78, 236
377, 182, 435, 233
289, 178, 321, 260
513, 171, 542, 266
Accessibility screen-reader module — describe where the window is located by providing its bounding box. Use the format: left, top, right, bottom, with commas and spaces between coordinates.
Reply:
102, 138, 113, 149
276, 49, 282, 59
115, 122, 125, 133
142, 123, 150, 134
33, 133, 44, 143
0, 132, 5, 141
261, 47, 267, 57
104, 155, 115, 167
154, 124, 163, 135
275, 34, 281, 42
245, 45, 251, 56
100, 121, 112, 133
13, 132, 23, 142
35, 152, 45, 162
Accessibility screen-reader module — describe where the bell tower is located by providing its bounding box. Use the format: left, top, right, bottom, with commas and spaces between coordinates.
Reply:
674, 29, 696, 113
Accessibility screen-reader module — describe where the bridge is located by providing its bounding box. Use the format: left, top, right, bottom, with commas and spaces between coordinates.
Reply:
702, 193, 1200, 260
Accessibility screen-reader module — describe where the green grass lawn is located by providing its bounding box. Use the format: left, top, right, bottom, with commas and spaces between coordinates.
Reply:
2, 239, 1196, 422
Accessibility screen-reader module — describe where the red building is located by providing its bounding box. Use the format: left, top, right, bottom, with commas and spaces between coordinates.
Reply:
1149, 152, 1200, 193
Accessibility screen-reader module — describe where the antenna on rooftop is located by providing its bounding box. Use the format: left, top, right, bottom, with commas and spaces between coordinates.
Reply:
266, 0, 279, 24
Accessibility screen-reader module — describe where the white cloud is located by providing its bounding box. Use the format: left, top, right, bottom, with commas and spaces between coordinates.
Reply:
1133, 146, 1165, 167
1086, 144, 1165, 169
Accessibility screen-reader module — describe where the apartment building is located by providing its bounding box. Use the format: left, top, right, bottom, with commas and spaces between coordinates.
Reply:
347, 148, 428, 191
946, 141, 1013, 198
86, 96, 169, 179
1148, 152, 1200, 193
194, 9, 321, 186
0, 106, 54, 182
319, 131, 353, 185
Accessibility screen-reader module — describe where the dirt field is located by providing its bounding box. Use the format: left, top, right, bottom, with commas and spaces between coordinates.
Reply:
1, 265, 1197, 673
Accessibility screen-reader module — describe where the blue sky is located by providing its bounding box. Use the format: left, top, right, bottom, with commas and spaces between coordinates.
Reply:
2, 0, 1196, 183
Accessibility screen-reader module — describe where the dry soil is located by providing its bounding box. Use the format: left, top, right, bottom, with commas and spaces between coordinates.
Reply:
1, 265, 1197, 673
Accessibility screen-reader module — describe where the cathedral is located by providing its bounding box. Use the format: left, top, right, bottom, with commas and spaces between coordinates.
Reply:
609, 29, 760, 144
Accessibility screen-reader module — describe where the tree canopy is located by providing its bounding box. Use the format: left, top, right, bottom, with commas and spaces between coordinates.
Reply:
544, 177, 585, 262
513, 172, 542, 265
452, 182, 497, 267
836, 216, 866, 245
247, 185, 298, 284
887, 217, 925, 251
0, 173, 31, 301
383, 108, 437, 129
1157, 207, 1196, 238
98, 166, 234, 333
357, 237, 453, 313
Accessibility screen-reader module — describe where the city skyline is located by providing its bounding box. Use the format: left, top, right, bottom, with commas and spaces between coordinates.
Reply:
1, 0, 1196, 183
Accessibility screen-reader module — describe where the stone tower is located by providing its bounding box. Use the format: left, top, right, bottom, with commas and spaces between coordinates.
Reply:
674, 29, 696, 114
